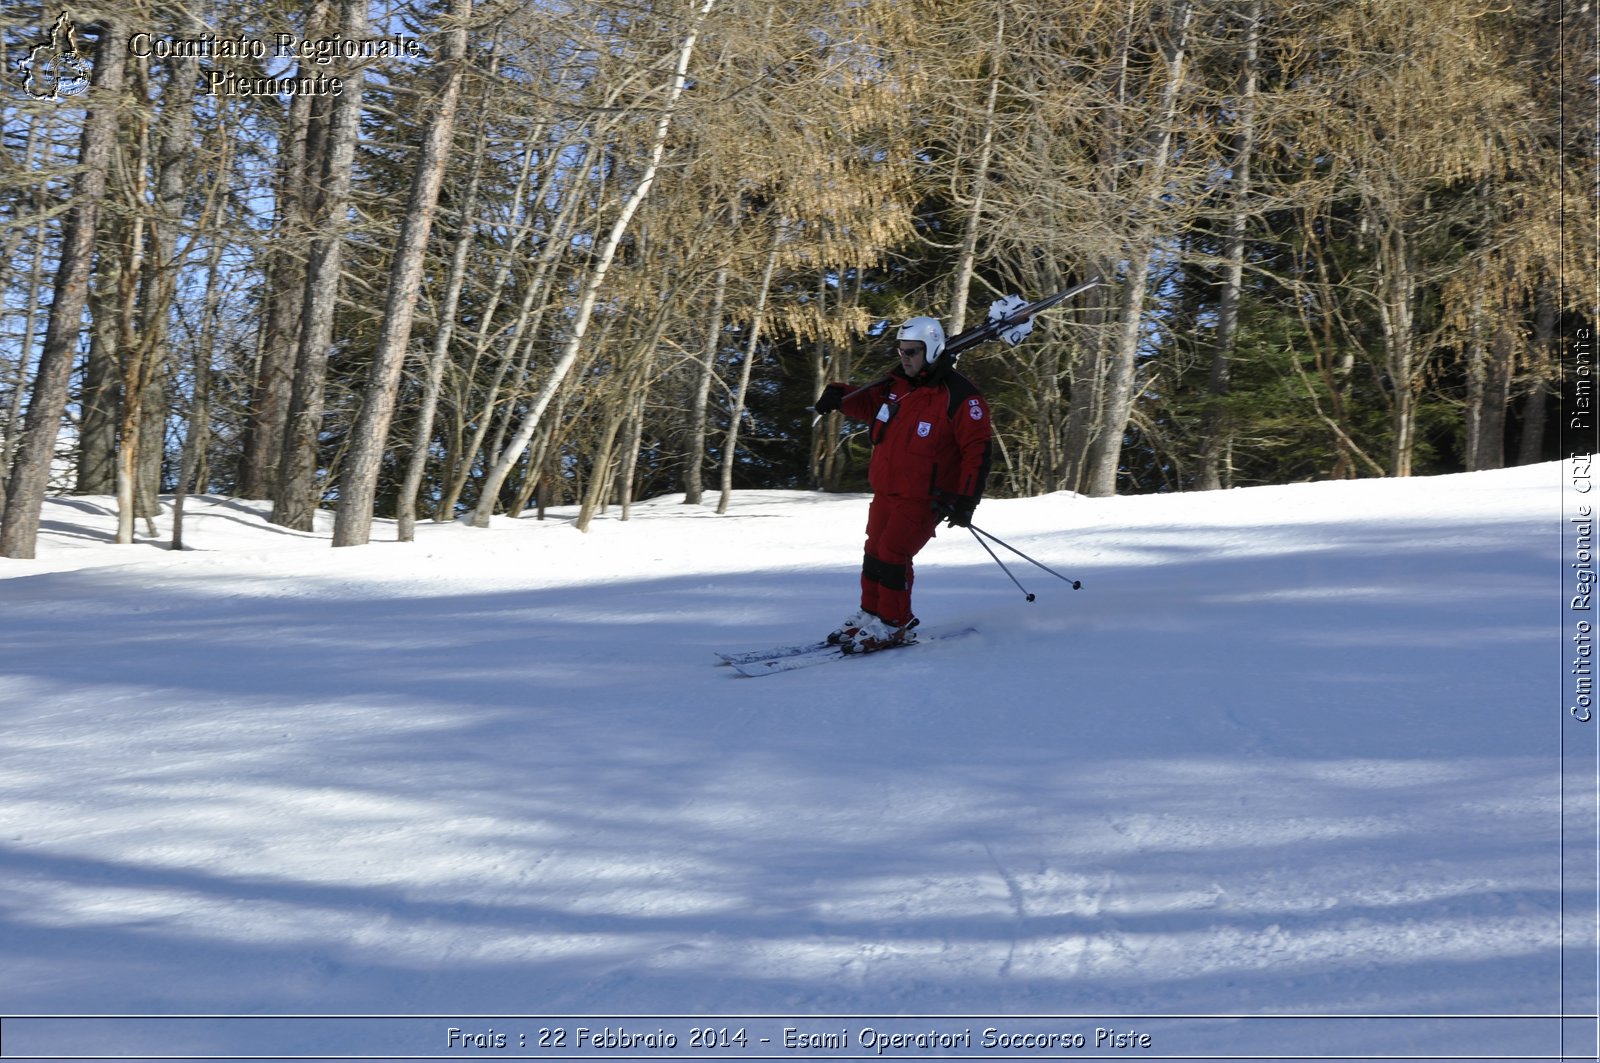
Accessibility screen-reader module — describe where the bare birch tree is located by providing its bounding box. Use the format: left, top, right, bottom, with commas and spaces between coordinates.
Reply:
470, 0, 717, 527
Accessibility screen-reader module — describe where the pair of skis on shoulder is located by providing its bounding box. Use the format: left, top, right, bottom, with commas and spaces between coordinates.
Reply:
806, 277, 1103, 420
716, 626, 977, 678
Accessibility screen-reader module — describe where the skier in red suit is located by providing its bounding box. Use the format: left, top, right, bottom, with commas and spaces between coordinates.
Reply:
813, 315, 993, 653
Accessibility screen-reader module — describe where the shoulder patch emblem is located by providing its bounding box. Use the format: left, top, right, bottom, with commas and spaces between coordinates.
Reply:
969, 400, 984, 421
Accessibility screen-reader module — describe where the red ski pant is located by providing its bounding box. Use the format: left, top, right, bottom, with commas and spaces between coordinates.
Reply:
859, 495, 940, 626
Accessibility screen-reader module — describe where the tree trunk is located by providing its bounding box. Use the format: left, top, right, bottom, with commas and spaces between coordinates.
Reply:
1462, 272, 1514, 472
1375, 223, 1418, 477
77, 284, 118, 494
2, 123, 54, 514
1060, 277, 1112, 495
1087, 0, 1192, 498
718, 234, 779, 514
576, 408, 626, 531
271, 0, 366, 531
114, 208, 148, 546
115, 29, 201, 542
2, 18, 128, 560
1198, 0, 1260, 492
1516, 281, 1557, 466
134, 28, 200, 518
334, 0, 469, 547
397, 55, 493, 541
1477, 323, 1514, 470
809, 269, 854, 491
617, 386, 650, 519
683, 265, 727, 505
241, 0, 332, 500
172, 174, 230, 551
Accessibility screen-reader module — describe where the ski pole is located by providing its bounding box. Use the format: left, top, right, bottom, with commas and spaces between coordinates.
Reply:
968, 526, 1036, 602
967, 522, 1083, 590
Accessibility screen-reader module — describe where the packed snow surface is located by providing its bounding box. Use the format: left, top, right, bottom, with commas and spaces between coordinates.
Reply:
0, 464, 1591, 1062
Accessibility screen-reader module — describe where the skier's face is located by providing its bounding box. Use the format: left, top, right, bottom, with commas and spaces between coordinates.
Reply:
897, 341, 927, 377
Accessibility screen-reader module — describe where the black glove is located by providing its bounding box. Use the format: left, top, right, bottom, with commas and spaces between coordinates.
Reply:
813, 382, 848, 414
935, 493, 978, 528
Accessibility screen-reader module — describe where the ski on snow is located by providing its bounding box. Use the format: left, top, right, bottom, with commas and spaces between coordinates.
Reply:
716, 638, 833, 667
716, 627, 977, 678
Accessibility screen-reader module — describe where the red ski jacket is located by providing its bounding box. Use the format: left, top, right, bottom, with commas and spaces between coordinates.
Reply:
839, 369, 993, 502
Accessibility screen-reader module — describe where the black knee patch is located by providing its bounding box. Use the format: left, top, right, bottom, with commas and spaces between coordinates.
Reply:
862, 552, 908, 591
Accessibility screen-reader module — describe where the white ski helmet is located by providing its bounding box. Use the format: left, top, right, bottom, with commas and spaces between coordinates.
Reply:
896, 316, 947, 363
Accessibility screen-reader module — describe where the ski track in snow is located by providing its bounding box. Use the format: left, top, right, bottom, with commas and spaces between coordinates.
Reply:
0, 465, 1588, 1061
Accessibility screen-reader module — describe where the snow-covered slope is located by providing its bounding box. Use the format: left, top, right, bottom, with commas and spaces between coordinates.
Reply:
0, 465, 1589, 1062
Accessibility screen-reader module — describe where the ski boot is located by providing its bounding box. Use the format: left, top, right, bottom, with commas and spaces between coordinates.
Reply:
827, 608, 876, 646
840, 615, 919, 654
